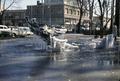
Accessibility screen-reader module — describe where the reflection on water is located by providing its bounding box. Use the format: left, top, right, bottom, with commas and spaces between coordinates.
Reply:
0, 36, 120, 81
48, 46, 120, 81
48, 43, 120, 81
51, 42, 120, 67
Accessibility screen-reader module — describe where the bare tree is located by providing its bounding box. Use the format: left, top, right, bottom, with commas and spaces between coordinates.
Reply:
87, 0, 95, 34
76, 0, 88, 33
0, 0, 18, 25
98, 0, 105, 31
108, 0, 115, 34
95, 0, 112, 36
115, 0, 120, 36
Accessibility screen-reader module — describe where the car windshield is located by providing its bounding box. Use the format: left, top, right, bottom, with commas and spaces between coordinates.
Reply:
55, 26, 63, 28
0, 27, 3, 29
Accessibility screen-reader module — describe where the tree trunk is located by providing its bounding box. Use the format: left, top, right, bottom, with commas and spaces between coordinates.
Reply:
76, 9, 83, 33
89, 16, 93, 34
100, 15, 104, 37
0, 15, 3, 25
88, 0, 94, 35
89, 8, 93, 34
109, 0, 115, 34
0, 11, 5, 25
115, 0, 120, 36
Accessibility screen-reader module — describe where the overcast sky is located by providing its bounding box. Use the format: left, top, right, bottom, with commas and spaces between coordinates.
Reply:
10, 0, 38, 9
18, 0, 37, 9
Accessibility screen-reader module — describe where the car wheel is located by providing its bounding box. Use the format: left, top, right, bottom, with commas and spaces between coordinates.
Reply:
12, 33, 16, 37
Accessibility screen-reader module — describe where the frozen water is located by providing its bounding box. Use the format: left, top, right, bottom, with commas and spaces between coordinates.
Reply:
0, 35, 120, 81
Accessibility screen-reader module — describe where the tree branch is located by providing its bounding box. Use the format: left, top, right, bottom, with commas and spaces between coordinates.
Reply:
3, 0, 6, 9
5, 0, 15, 11
98, 0, 103, 15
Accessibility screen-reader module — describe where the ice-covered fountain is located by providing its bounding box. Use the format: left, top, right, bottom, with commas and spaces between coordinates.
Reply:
25, 17, 115, 52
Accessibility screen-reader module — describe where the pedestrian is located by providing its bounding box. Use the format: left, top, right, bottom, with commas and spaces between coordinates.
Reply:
113, 25, 117, 41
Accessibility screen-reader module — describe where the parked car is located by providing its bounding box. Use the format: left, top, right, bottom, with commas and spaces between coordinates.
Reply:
96, 27, 100, 31
80, 25, 89, 31
17, 27, 33, 37
0, 25, 11, 37
0, 25, 11, 33
8, 26, 33, 37
54, 26, 67, 34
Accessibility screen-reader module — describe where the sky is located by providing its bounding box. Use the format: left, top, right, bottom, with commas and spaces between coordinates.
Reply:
11, 0, 38, 9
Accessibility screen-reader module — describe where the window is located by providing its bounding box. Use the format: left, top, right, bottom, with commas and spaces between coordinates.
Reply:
0, 27, 3, 29
66, 8, 69, 14
73, 10, 76, 15
83, 12, 86, 16
70, 9, 73, 14
77, 11, 80, 15
4, 27, 7, 29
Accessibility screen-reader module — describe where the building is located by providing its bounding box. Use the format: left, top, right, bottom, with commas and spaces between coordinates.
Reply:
26, 0, 89, 28
26, 1, 65, 25
3, 0, 89, 29
3, 10, 26, 26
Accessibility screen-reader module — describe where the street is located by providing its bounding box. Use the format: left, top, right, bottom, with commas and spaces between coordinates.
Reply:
0, 35, 120, 81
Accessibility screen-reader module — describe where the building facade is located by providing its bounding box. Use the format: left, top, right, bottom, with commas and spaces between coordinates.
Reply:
26, 0, 89, 27
3, 0, 89, 28
3, 10, 26, 26
26, 2, 64, 25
